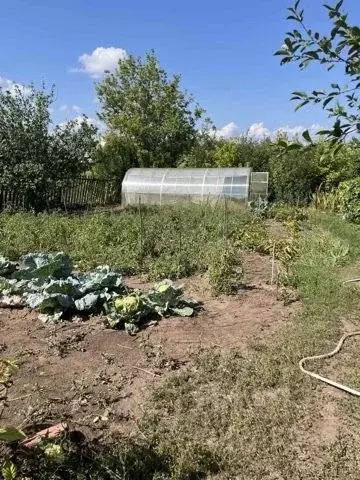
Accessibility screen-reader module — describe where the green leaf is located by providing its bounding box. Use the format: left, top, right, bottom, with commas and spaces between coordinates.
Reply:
294, 0, 300, 10
292, 91, 307, 97
277, 140, 288, 148
0, 258, 18, 277
0, 427, 26, 442
287, 143, 303, 151
302, 130, 312, 143
333, 143, 343, 155
295, 100, 309, 111
2, 461, 17, 480
77, 266, 123, 294
323, 96, 335, 108
124, 322, 140, 335
333, 119, 342, 137
171, 306, 194, 317
26, 292, 74, 314
284, 38, 293, 50
280, 57, 293, 65
74, 292, 99, 311
274, 49, 289, 56
307, 51, 320, 59
335, 0, 343, 10
15, 252, 73, 281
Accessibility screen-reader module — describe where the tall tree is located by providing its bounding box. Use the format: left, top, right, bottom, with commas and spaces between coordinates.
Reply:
276, 0, 360, 148
0, 84, 97, 209
91, 134, 137, 181
178, 119, 218, 168
96, 51, 204, 171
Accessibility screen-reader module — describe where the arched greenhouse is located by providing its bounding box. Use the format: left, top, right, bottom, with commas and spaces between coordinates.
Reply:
122, 168, 268, 206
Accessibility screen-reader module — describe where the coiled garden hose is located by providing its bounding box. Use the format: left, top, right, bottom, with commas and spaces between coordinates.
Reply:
299, 331, 360, 397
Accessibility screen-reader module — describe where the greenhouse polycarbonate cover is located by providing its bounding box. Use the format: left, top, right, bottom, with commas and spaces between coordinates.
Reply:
122, 168, 255, 205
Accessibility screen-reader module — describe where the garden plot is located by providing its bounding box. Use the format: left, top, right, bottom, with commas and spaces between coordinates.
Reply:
0, 253, 297, 437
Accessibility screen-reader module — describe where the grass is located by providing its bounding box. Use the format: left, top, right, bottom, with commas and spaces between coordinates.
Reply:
4, 209, 360, 478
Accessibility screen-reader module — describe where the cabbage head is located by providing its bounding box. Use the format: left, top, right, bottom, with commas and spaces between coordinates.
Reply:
114, 294, 142, 314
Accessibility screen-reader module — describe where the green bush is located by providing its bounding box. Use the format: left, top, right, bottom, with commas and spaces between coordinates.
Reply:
337, 178, 360, 223
268, 147, 323, 204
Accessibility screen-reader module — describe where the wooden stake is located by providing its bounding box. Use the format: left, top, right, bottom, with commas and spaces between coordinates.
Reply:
271, 242, 276, 285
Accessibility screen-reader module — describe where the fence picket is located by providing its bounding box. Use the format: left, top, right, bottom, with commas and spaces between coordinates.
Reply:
0, 178, 120, 212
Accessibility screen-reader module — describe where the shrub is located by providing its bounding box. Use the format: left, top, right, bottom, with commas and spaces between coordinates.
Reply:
269, 147, 322, 204
338, 178, 360, 223
311, 190, 343, 213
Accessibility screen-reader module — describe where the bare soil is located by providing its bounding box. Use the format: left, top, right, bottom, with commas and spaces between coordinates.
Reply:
0, 253, 298, 439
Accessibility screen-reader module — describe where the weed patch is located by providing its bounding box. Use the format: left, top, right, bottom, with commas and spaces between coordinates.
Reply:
0, 205, 252, 282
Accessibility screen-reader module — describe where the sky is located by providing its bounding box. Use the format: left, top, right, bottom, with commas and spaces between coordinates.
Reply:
1, 0, 359, 139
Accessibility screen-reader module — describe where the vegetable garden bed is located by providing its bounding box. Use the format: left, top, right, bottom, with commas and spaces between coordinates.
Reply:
0, 253, 295, 440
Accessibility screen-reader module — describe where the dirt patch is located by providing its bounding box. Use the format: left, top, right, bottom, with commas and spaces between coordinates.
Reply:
0, 253, 298, 437
243, 251, 275, 286
147, 285, 295, 360
266, 219, 289, 242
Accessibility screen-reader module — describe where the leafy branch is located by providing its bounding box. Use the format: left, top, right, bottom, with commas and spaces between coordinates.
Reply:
276, 0, 360, 146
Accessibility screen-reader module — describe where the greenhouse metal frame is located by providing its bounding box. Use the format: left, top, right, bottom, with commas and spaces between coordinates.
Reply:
122, 168, 268, 206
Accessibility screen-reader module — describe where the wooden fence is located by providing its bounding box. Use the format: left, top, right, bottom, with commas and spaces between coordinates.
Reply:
0, 178, 121, 212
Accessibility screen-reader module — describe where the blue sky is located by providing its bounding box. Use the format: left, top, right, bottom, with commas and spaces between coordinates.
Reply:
1, 0, 359, 138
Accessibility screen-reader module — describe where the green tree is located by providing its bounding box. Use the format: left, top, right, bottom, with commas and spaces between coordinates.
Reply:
315, 138, 360, 188
269, 144, 323, 203
97, 51, 204, 170
179, 119, 218, 168
180, 130, 273, 171
276, 0, 360, 146
0, 84, 97, 209
233, 136, 273, 172
213, 139, 240, 167
92, 133, 137, 181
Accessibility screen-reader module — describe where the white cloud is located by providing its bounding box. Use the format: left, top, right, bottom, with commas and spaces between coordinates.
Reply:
59, 105, 82, 116
247, 122, 270, 140
214, 121, 325, 141
215, 122, 240, 138
273, 123, 323, 140
0, 77, 30, 96
70, 115, 105, 132
275, 125, 304, 138
59, 105, 82, 115
73, 47, 128, 78
0, 77, 16, 92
